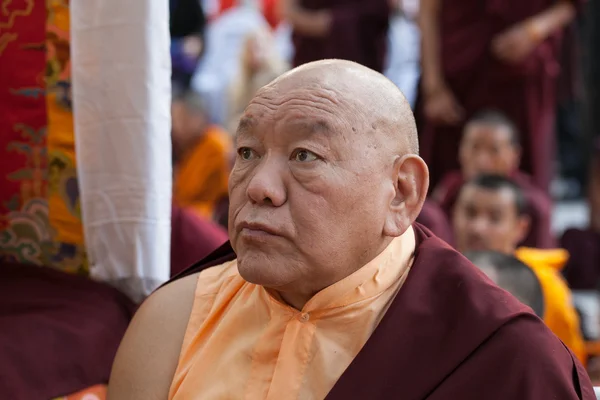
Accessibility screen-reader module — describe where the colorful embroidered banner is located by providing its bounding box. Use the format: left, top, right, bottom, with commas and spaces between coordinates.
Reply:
1, 0, 86, 273
0, 0, 51, 266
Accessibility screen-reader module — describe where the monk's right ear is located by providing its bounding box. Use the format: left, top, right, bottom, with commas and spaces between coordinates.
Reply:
383, 154, 429, 237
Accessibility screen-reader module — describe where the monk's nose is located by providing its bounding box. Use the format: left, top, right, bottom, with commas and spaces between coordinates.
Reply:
246, 158, 287, 207
474, 154, 492, 172
471, 216, 489, 235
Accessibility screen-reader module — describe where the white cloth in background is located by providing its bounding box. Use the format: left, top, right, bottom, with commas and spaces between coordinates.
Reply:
71, 0, 172, 303
384, 3, 420, 108
572, 290, 600, 340
191, 5, 269, 126
274, 22, 294, 66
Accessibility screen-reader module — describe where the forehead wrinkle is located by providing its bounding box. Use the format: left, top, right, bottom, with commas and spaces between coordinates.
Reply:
280, 117, 336, 139
234, 116, 258, 146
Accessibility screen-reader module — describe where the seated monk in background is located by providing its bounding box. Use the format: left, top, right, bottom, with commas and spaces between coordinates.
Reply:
466, 250, 545, 318
433, 110, 554, 248
172, 91, 233, 221
561, 142, 600, 342
453, 174, 586, 364
108, 60, 593, 399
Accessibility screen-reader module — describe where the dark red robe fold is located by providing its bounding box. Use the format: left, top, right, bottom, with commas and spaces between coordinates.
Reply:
433, 170, 555, 248
561, 228, 600, 290
0, 262, 135, 400
167, 224, 593, 399
419, 0, 583, 191
170, 205, 228, 277
292, 0, 389, 72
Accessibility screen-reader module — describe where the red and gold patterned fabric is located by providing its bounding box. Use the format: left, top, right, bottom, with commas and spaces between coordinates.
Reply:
0, 0, 86, 273
0, 0, 51, 265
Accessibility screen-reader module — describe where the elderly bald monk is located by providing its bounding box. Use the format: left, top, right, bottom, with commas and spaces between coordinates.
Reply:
108, 60, 594, 399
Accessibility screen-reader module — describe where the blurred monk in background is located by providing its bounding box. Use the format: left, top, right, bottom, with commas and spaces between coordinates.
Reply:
419, 0, 581, 191
172, 91, 233, 221
280, 0, 390, 72
433, 110, 554, 248
561, 141, 600, 342
453, 174, 586, 364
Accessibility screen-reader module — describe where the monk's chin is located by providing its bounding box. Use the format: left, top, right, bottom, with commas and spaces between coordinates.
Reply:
237, 259, 293, 289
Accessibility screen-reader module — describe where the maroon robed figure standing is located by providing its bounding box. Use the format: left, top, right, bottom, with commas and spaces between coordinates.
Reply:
281, 0, 390, 72
419, 0, 581, 191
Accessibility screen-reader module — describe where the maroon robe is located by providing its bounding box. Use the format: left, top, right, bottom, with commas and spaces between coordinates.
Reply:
167, 224, 594, 398
419, 0, 583, 192
433, 170, 555, 248
292, 0, 389, 72
0, 262, 135, 399
561, 228, 600, 290
170, 205, 228, 277
416, 200, 454, 246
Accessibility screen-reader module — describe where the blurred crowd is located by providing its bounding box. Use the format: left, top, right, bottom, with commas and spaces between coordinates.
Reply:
169, 0, 600, 383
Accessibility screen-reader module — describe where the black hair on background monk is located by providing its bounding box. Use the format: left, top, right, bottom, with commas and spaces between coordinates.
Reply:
466, 250, 545, 318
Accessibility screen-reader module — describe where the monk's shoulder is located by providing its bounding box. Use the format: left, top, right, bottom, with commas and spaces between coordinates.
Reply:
108, 273, 200, 399
434, 314, 592, 399
108, 261, 241, 399
490, 315, 573, 361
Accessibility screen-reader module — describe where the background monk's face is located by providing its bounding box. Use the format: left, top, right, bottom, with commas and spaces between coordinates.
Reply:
171, 101, 207, 153
453, 185, 529, 254
228, 82, 404, 295
459, 123, 519, 180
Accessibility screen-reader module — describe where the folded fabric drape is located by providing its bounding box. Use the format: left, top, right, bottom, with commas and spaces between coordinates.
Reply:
71, 0, 172, 302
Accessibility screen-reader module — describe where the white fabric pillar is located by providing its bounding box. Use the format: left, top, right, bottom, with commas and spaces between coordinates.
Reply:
71, 0, 172, 302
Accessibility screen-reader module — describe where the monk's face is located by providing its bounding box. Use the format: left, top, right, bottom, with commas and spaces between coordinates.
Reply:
228, 80, 413, 297
459, 123, 520, 180
453, 185, 529, 254
171, 101, 207, 152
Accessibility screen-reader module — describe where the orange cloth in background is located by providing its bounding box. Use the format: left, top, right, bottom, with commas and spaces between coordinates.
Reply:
169, 236, 411, 399
516, 247, 586, 364
46, 93, 83, 247
173, 126, 232, 220
54, 385, 106, 400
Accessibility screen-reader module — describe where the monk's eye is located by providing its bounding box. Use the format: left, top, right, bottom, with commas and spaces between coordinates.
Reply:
291, 149, 318, 163
237, 147, 258, 161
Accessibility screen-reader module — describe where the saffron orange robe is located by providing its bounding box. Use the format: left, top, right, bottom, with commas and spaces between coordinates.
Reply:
173, 126, 232, 220
169, 235, 411, 399
515, 247, 587, 364
165, 224, 594, 399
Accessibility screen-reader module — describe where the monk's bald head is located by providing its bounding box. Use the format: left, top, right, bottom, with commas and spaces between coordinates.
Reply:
254, 59, 419, 155
230, 60, 428, 306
